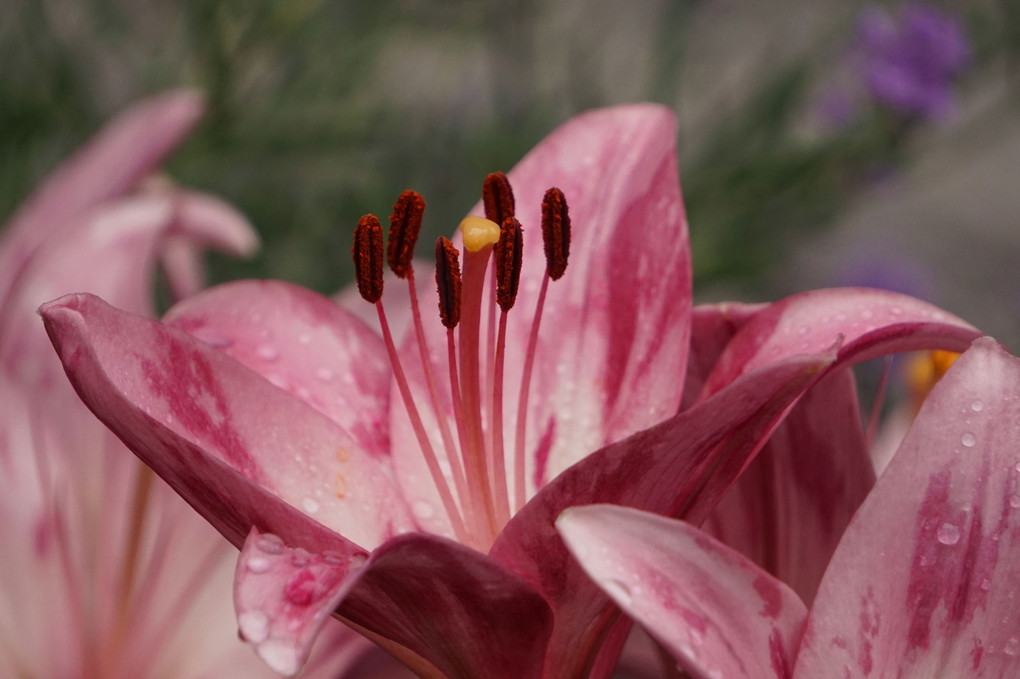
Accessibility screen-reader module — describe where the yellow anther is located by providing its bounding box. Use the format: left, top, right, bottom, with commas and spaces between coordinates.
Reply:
459, 216, 500, 253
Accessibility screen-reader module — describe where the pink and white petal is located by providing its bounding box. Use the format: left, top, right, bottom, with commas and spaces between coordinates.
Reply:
794, 338, 1020, 678
164, 280, 392, 455
490, 350, 835, 677
558, 505, 807, 679
704, 368, 875, 605
389, 105, 693, 527
40, 293, 412, 549
0, 90, 203, 309
681, 302, 766, 410
488, 103, 692, 485
700, 288, 979, 399
339, 533, 553, 679
234, 527, 370, 676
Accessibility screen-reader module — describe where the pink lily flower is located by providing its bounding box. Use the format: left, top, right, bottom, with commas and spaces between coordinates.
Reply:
1, 91, 406, 678
558, 336, 1020, 678
40, 103, 983, 678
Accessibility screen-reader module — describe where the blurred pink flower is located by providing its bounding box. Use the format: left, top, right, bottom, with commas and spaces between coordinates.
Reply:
560, 337, 1020, 678
0, 92, 405, 678
40, 104, 980, 677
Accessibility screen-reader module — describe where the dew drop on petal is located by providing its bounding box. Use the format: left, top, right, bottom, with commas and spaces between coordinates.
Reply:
302, 498, 320, 514
316, 368, 334, 382
412, 501, 435, 519
961, 432, 977, 448
980, 578, 992, 591
937, 522, 960, 545
1005, 638, 1020, 657
603, 578, 633, 606
1010, 495, 1020, 509
256, 533, 285, 555
257, 638, 302, 675
971, 400, 984, 412
247, 557, 270, 574
1015, 461, 1020, 473
257, 345, 280, 362
238, 610, 270, 643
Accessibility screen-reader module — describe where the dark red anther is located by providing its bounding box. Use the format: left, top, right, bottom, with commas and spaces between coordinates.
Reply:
434, 237, 462, 329
352, 215, 384, 303
388, 190, 425, 278
541, 187, 570, 280
495, 217, 523, 312
482, 172, 515, 227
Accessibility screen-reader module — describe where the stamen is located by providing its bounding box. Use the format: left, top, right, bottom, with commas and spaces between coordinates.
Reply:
435, 237, 462, 329
482, 172, 515, 226
352, 215, 384, 303
541, 187, 571, 280
495, 218, 524, 311
388, 190, 425, 278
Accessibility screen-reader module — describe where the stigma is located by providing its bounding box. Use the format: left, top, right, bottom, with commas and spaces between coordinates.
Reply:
351, 173, 571, 550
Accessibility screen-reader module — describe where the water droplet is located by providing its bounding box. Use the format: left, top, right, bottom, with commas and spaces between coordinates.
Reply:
1010, 495, 1020, 509
980, 578, 992, 591
256, 533, 285, 555
302, 498, 320, 514
962, 432, 977, 448
257, 638, 301, 675
603, 578, 633, 606
316, 368, 333, 382
298, 333, 311, 345
890, 306, 903, 316
247, 557, 270, 574
1015, 461, 1020, 473
238, 610, 270, 643
412, 501, 435, 519
971, 400, 984, 412
862, 309, 874, 319
937, 522, 960, 545
322, 551, 346, 565
1005, 637, 1020, 657
798, 325, 810, 335
163, 413, 173, 425
257, 344, 280, 362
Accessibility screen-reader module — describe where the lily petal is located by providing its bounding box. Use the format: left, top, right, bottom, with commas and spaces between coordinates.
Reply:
40, 293, 412, 549
704, 368, 875, 605
491, 350, 834, 676
794, 337, 1020, 678
558, 504, 808, 679
681, 302, 766, 410
339, 533, 553, 679
235, 527, 368, 676
164, 280, 392, 456
700, 288, 979, 399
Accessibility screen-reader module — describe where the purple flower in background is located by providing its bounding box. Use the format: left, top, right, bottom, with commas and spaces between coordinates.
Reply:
855, 2, 970, 118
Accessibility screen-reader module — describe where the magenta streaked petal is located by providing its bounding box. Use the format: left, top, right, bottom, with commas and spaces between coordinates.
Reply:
490, 350, 834, 676
164, 280, 392, 456
705, 368, 875, 605
0, 90, 203, 311
681, 302, 766, 410
558, 505, 807, 679
40, 293, 412, 549
794, 338, 1020, 678
701, 288, 979, 398
339, 533, 553, 679
235, 527, 369, 676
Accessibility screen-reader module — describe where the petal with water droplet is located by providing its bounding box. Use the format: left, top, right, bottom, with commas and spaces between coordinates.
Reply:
795, 338, 1020, 678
